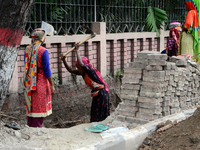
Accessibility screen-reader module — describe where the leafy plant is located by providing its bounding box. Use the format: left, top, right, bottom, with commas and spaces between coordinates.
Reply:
71, 73, 77, 84
145, 6, 168, 37
52, 74, 59, 86
52, 6, 70, 22
116, 69, 123, 82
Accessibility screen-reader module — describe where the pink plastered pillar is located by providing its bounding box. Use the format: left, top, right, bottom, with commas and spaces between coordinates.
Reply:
111, 40, 118, 76
58, 43, 67, 84
92, 22, 107, 77
121, 39, 128, 69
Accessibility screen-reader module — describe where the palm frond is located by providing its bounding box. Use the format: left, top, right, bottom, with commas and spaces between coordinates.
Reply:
145, 6, 168, 37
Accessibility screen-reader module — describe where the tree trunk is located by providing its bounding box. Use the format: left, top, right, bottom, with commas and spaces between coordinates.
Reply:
0, 0, 35, 110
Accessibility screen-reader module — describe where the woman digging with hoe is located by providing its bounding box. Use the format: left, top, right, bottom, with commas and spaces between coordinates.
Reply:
60, 43, 110, 122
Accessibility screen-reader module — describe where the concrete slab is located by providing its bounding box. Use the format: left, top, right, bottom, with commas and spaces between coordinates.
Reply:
77, 108, 196, 150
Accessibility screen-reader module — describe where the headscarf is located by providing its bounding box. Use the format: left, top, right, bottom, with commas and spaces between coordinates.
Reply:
168, 22, 182, 48
23, 28, 46, 113
184, 0, 200, 61
76, 57, 109, 93
169, 22, 181, 30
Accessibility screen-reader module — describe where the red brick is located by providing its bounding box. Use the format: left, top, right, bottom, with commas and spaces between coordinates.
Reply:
18, 72, 24, 78
49, 48, 58, 53
51, 58, 58, 63
18, 67, 21, 72
45, 43, 51, 49
21, 67, 24, 72
17, 56, 20, 61
18, 50, 24, 55
20, 56, 24, 61
18, 61, 24, 67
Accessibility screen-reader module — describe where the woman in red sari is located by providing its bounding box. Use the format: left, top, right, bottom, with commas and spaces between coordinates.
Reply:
60, 44, 110, 122
23, 28, 55, 127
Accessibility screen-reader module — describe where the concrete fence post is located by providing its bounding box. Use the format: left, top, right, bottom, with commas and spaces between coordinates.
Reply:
110, 40, 118, 76
159, 28, 165, 52
122, 39, 128, 69
92, 22, 106, 77
58, 43, 66, 84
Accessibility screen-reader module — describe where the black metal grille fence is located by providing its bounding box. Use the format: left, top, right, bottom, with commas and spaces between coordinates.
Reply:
24, 0, 187, 35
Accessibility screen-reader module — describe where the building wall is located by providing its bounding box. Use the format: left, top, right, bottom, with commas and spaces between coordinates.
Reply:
15, 23, 169, 88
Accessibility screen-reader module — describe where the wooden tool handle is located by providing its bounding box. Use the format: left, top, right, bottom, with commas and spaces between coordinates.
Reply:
59, 33, 96, 60
63, 35, 93, 56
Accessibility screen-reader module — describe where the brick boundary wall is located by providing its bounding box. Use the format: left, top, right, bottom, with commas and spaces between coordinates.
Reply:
2, 22, 170, 126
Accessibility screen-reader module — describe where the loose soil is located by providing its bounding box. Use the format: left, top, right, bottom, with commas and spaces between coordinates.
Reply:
140, 107, 200, 150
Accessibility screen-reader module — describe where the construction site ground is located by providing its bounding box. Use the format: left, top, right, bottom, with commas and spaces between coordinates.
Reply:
0, 113, 141, 150
0, 107, 199, 150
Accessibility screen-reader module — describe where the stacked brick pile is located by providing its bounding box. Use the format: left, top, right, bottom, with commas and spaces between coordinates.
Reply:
116, 58, 142, 123
117, 51, 163, 124
161, 61, 177, 116
164, 58, 200, 115
116, 51, 200, 124
164, 61, 182, 115
137, 52, 168, 121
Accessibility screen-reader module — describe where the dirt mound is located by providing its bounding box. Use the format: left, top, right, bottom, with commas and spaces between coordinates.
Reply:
140, 107, 200, 150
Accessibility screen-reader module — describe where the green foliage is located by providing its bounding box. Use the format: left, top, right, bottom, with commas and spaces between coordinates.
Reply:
116, 69, 123, 82
52, 6, 70, 22
71, 73, 77, 84
29, 0, 182, 35
52, 74, 59, 86
145, 6, 168, 37
164, 0, 181, 13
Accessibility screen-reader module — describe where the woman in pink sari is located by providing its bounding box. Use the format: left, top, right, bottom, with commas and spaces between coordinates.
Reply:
60, 44, 110, 122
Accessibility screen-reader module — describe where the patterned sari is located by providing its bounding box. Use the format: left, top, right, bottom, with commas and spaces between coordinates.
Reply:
24, 42, 52, 118
183, 0, 200, 62
24, 40, 41, 113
